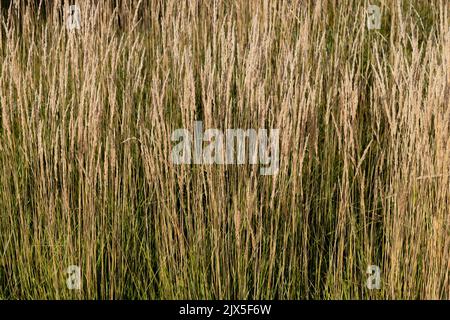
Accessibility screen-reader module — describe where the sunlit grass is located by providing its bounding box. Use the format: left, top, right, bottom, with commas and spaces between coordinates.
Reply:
0, 0, 448, 299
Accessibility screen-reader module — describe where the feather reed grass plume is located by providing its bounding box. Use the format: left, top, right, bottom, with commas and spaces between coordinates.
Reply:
0, 0, 448, 299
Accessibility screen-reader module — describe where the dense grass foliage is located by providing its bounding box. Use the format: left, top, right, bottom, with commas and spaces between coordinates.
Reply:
0, 0, 448, 299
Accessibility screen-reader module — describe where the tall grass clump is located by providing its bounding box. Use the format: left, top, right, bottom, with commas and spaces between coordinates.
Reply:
0, 0, 448, 299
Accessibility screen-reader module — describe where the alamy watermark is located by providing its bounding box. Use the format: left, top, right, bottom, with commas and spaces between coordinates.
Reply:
367, 5, 381, 30
66, 265, 81, 290
67, 5, 81, 31
366, 265, 381, 289
171, 121, 280, 175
